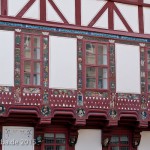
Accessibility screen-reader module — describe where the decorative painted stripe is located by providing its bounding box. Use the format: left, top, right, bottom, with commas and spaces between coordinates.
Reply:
0, 21, 149, 43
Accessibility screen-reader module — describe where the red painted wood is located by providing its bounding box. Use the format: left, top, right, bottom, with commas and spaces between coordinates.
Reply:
108, 1, 114, 30
138, 4, 144, 33
48, 0, 69, 24
114, 4, 133, 32
16, 0, 36, 18
75, 0, 81, 26
1, 0, 7, 15
40, 0, 46, 21
0, 16, 150, 39
88, 2, 109, 27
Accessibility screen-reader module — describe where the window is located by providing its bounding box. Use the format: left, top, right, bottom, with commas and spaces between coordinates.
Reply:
109, 135, 130, 150
44, 133, 67, 150
85, 42, 108, 89
22, 34, 42, 86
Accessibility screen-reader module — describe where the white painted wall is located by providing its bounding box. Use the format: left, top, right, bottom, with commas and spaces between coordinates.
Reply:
114, 11, 127, 32
115, 43, 141, 94
2, 126, 34, 150
8, 0, 40, 19
143, 7, 150, 34
81, 0, 107, 26
93, 8, 108, 29
115, 3, 139, 33
49, 36, 77, 89
0, 30, 14, 86
8, 0, 29, 16
52, 0, 75, 24
144, 0, 150, 4
23, 0, 40, 20
75, 129, 102, 150
138, 131, 150, 150
46, 0, 63, 23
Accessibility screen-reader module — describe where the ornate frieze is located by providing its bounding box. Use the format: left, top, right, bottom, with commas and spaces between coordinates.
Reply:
117, 93, 139, 100
23, 88, 40, 94
85, 91, 108, 98
77, 40, 83, 89
140, 46, 146, 94
0, 86, 12, 93
15, 34, 21, 86
14, 87, 21, 103
109, 43, 116, 92
43, 37, 49, 88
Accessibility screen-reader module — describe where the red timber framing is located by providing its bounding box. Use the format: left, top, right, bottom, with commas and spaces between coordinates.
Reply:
0, 0, 150, 39
0, 25, 146, 129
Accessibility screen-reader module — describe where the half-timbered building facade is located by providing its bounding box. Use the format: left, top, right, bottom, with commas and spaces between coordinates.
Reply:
0, 0, 150, 150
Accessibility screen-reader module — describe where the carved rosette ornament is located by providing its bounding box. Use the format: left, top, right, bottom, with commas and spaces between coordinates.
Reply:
76, 108, 85, 117
140, 111, 147, 120
109, 109, 117, 119
41, 105, 51, 116
0, 105, 6, 114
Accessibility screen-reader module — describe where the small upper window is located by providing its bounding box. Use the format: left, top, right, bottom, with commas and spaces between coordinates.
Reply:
85, 42, 108, 89
44, 133, 66, 150
23, 34, 42, 86
110, 135, 129, 150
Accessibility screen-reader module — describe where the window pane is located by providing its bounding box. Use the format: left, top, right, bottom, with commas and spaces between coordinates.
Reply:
111, 147, 119, 150
34, 48, 40, 59
86, 67, 96, 77
24, 61, 31, 73
34, 36, 40, 47
86, 67, 96, 88
98, 44, 107, 65
86, 54, 96, 64
56, 134, 66, 144
24, 47, 31, 58
45, 146, 54, 150
120, 136, 128, 144
33, 74, 40, 85
86, 43, 95, 54
147, 50, 150, 59
98, 68, 108, 89
110, 136, 119, 144
24, 35, 31, 47
24, 74, 30, 85
120, 147, 129, 150
34, 62, 40, 73
98, 55, 107, 65
44, 133, 54, 144
56, 146, 65, 150
86, 43, 96, 64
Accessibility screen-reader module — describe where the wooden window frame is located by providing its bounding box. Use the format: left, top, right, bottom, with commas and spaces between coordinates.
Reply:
102, 129, 133, 150
109, 135, 130, 150
21, 33, 43, 87
83, 40, 109, 91
42, 130, 68, 150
